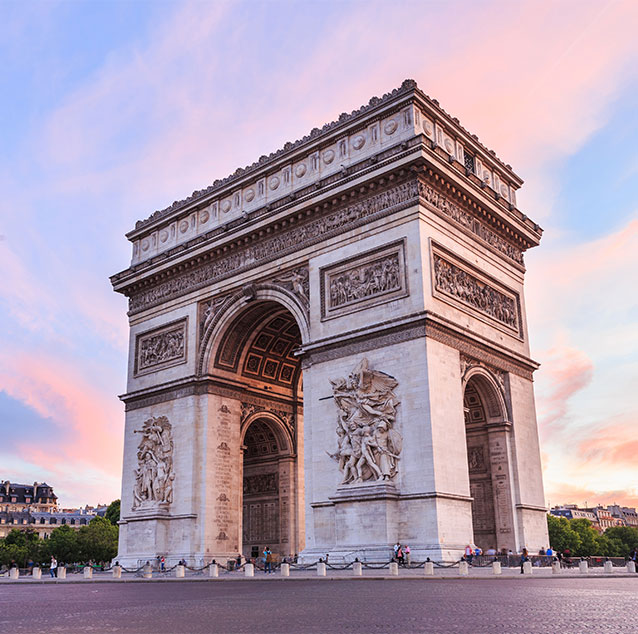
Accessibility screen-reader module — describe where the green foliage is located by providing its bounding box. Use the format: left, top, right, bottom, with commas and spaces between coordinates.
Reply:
547, 515, 581, 553
546, 514, 638, 557
0, 516, 119, 567
47, 525, 80, 564
604, 526, 638, 557
105, 499, 120, 526
77, 516, 118, 563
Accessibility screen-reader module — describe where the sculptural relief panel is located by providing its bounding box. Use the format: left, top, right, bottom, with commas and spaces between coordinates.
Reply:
132, 416, 175, 511
135, 318, 188, 376
431, 244, 521, 336
329, 359, 402, 484
321, 241, 408, 320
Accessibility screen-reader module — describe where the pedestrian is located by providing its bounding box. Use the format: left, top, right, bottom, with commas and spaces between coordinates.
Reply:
50, 556, 58, 578
393, 542, 400, 561
156, 555, 161, 571
546, 546, 553, 558
404, 545, 411, 565
630, 548, 638, 572
160, 556, 165, 572
263, 547, 273, 574
464, 544, 473, 565
397, 544, 404, 565
520, 548, 529, 574
236, 554, 242, 569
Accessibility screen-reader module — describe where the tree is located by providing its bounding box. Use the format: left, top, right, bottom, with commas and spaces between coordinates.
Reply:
47, 524, 80, 564
105, 499, 120, 526
547, 514, 582, 553
570, 518, 599, 556
604, 526, 638, 557
78, 516, 118, 563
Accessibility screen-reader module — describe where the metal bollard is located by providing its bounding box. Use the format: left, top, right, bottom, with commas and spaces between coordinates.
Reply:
603, 561, 613, 574
424, 561, 434, 576
142, 564, 152, 579
389, 562, 399, 576
626, 561, 636, 573
458, 561, 469, 576
176, 565, 185, 578
9, 567, 19, 580
112, 566, 122, 579
244, 563, 254, 577
32, 567, 42, 580
578, 560, 588, 574
280, 563, 290, 577
57, 567, 66, 580
83, 566, 93, 579
522, 561, 532, 575
352, 561, 362, 576
317, 562, 326, 577
492, 561, 502, 575
209, 563, 219, 577
552, 561, 561, 575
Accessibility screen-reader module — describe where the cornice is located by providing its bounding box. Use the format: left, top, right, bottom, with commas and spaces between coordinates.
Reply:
126, 79, 526, 241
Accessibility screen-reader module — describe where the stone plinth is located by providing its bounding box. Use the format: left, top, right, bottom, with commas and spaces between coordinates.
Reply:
280, 563, 290, 577
352, 561, 362, 576
492, 562, 501, 575
424, 561, 434, 575
112, 566, 122, 579
58, 567, 66, 579
176, 565, 185, 578
32, 567, 41, 579
83, 566, 93, 579
317, 562, 326, 577
458, 561, 469, 576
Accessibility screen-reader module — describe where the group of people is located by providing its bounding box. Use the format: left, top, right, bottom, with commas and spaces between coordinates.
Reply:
393, 543, 411, 565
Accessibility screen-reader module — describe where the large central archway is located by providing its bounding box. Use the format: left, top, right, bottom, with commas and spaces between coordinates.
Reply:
202, 292, 306, 561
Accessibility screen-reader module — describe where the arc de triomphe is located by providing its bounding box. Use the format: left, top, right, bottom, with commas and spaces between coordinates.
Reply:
111, 80, 548, 565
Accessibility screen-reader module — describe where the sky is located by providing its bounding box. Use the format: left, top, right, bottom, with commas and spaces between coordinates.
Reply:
1, 0, 636, 509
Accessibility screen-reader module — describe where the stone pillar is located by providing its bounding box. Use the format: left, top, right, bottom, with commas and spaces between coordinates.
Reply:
9, 567, 19, 580
626, 561, 636, 573
142, 563, 152, 579
424, 561, 434, 576
209, 563, 219, 577
280, 563, 290, 577
522, 561, 532, 575
492, 561, 501, 575
244, 563, 254, 577
32, 567, 41, 579
578, 560, 588, 574
551, 561, 561, 575
83, 566, 93, 579
458, 561, 469, 576
603, 561, 613, 574
112, 566, 122, 579
57, 567, 67, 580
352, 561, 362, 576
487, 426, 517, 553
317, 562, 326, 577
389, 562, 399, 576
176, 565, 185, 578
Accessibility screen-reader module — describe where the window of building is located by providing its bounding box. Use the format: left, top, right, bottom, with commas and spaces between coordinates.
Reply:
464, 151, 475, 175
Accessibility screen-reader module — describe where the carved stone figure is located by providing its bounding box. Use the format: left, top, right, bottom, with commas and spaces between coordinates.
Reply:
328, 359, 402, 483
132, 416, 175, 510
138, 325, 185, 371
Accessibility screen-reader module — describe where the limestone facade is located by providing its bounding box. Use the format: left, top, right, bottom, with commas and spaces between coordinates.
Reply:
111, 80, 548, 565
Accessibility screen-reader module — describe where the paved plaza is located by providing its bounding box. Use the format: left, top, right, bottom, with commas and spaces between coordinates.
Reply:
1, 574, 636, 633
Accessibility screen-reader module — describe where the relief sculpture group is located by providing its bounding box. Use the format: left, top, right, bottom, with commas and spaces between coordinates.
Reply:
329, 359, 402, 484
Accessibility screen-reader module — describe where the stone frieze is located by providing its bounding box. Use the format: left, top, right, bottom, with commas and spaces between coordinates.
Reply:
135, 318, 187, 375
433, 252, 520, 333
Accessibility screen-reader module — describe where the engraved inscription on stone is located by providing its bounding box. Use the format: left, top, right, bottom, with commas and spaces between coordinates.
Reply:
433, 251, 519, 332
322, 241, 407, 319
214, 405, 234, 546
135, 319, 187, 374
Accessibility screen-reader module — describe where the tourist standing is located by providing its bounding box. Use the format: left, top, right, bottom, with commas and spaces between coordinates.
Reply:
393, 542, 400, 561
520, 548, 529, 574
404, 545, 411, 565
397, 544, 404, 565
464, 544, 473, 565
50, 556, 58, 578
263, 547, 273, 574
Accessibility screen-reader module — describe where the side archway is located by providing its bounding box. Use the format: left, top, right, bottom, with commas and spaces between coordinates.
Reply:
462, 365, 516, 553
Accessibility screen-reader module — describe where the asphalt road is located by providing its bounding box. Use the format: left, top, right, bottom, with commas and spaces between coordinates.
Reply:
1, 578, 636, 633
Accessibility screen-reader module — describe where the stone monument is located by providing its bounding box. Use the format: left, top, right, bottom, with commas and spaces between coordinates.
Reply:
111, 79, 548, 565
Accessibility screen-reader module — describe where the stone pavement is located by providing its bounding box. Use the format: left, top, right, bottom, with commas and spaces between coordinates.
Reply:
0, 573, 636, 633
